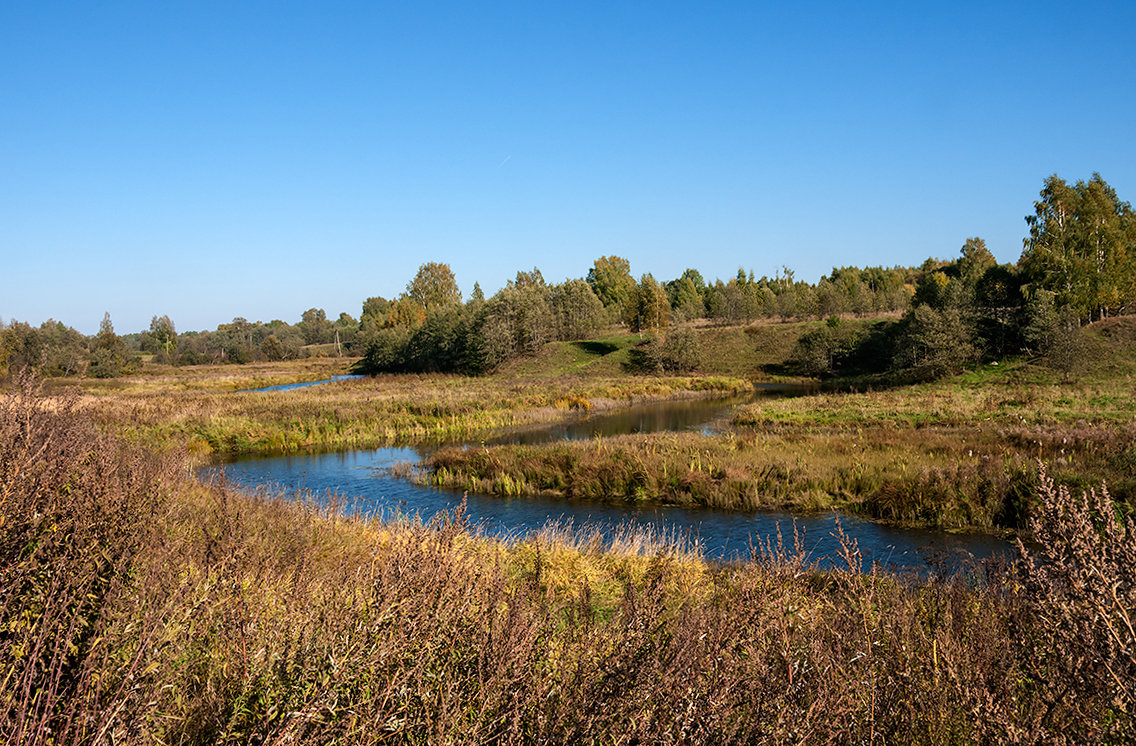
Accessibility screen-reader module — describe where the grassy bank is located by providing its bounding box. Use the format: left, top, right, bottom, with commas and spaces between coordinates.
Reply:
422, 421, 1135, 529
70, 362, 751, 458
499, 319, 820, 380
3, 379, 1134, 743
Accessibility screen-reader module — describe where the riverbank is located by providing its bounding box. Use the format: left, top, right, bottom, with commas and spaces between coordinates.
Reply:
422, 421, 1134, 530
51, 316, 1136, 532
71, 363, 751, 458
3, 381, 1131, 743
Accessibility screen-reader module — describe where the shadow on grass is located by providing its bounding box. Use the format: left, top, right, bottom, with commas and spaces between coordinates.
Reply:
573, 340, 620, 356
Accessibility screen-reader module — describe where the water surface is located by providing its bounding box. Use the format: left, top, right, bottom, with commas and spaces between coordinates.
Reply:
238, 374, 364, 393
208, 391, 1012, 571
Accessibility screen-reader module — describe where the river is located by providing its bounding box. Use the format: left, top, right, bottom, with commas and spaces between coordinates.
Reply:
206, 393, 1012, 571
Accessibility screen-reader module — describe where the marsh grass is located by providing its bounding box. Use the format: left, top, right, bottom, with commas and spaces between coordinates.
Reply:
421, 418, 1135, 529
71, 367, 750, 458
2, 378, 1133, 743
419, 333, 1136, 530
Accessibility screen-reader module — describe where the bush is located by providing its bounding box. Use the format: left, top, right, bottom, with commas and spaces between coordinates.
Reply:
658, 325, 700, 372
896, 305, 978, 380
87, 346, 124, 378
353, 326, 411, 373
625, 327, 701, 373
1017, 468, 1136, 732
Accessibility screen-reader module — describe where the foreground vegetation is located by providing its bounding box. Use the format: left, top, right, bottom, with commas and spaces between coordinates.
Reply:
3, 378, 1134, 743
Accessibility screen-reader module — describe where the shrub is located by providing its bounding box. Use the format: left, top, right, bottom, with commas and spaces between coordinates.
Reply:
1017, 467, 1136, 734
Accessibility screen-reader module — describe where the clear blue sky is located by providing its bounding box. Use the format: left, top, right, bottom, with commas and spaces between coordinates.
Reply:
3, 0, 1134, 334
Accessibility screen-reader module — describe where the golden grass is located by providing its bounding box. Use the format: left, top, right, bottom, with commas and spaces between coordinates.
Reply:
62, 362, 752, 457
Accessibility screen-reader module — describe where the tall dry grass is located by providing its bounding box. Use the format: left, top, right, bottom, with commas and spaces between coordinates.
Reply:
2, 376, 1133, 743
423, 422, 1136, 529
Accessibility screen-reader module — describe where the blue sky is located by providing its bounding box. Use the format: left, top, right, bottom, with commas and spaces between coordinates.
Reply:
3, 1, 1134, 334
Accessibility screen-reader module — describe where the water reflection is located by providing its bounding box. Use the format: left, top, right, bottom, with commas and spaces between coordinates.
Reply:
237, 374, 364, 393
484, 396, 749, 445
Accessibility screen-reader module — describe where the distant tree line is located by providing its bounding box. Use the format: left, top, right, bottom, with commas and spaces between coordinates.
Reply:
350, 257, 921, 375
3, 174, 1132, 381
0, 308, 362, 379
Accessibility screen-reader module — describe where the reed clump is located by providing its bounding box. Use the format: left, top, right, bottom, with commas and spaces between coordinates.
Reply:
422, 421, 1135, 529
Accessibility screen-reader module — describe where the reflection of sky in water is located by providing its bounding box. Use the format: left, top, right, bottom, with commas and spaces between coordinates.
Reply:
237, 374, 364, 393
208, 445, 1011, 572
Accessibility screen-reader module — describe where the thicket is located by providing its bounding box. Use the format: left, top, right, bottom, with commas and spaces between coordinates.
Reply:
2, 378, 1133, 743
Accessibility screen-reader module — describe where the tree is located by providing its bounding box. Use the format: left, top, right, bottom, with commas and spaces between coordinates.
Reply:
260, 334, 288, 361
551, 279, 605, 340
144, 315, 177, 356
1, 321, 44, 374
679, 268, 707, 296
407, 262, 462, 313
973, 264, 1024, 359
958, 237, 997, 286
634, 274, 670, 333
39, 320, 90, 375
658, 325, 700, 371
898, 305, 978, 380
360, 296, 392, 331
299, 308, 334, 345
1020, 173, 1136, 321
89, 312, 131, 378
1023, 290, 1087, 380
587, 255, 636, 323
477, 275, 555, 366
353, 327, 411, 373
665, 274, 705, 322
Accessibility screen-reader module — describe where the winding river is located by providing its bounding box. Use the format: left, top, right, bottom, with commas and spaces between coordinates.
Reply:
206, 393, 1012, 571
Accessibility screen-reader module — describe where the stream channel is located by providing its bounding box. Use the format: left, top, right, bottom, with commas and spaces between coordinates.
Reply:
207, 390, 1012, 571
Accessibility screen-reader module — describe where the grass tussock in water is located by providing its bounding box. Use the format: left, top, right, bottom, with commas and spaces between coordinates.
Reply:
422, 418, 1136, 529
2, 376, 1134, 743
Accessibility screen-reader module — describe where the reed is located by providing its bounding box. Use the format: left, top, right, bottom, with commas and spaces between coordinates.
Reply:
423, 422, 1136, 529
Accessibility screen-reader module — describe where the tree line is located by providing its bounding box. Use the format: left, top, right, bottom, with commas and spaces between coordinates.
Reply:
789, 173, 1135, 381
0, 308, 364, 379
2, 173, 1132, 380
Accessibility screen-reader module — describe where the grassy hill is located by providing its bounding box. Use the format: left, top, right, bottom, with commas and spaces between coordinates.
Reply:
499, 317, 888, 381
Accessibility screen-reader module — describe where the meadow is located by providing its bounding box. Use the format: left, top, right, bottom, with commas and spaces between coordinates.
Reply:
70, 350, 750, 458
2, 377, 1133, 743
